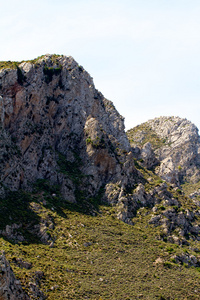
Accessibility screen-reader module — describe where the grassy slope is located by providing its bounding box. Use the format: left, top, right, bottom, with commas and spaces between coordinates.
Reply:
182, 181, 200, 198
1, 160, 200, 299
1, 196, 200, 300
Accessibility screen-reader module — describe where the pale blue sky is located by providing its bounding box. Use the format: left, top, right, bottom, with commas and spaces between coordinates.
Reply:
1, 0, 200, 130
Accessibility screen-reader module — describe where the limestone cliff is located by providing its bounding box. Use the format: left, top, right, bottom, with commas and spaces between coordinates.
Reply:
0, 54, 137, 204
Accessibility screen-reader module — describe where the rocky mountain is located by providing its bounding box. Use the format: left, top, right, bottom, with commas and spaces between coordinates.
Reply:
0, 55, 200, 299
127, 116, 200, 186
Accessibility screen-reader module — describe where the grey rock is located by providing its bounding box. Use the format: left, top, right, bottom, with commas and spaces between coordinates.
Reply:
0, 223, 25, 243
171, 253, 199, 267
140, 142, 159, 169
28, 282, 46, 300
189, 189, 200, 199
0, 253, 30, 299
13, 258, 32, 270
149, 215, 161, 224
83, 242, 92, 247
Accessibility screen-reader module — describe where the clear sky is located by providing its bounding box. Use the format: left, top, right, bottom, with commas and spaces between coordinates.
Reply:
1, 0, 200, 130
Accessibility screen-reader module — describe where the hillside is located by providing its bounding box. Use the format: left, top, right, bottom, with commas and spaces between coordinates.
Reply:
0, 55, 200, 299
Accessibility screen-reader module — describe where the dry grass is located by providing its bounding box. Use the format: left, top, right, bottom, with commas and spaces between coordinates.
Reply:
1, 200, 200, 300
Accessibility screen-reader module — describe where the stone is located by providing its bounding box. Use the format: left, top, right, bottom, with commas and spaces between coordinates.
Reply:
189, 189, 200, 199
149, 215, 161, 225
28, 282, 46, 300
167, 235, 182, 245
0, 253, 30, 299
83, 242, 92, 247
153, 257, 164, 265
0, 224, 24, 243
14, 258, 32, 270
171, 253, 199, 267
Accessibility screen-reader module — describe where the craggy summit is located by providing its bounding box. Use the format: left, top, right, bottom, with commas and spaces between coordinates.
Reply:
127, 116, 200, 186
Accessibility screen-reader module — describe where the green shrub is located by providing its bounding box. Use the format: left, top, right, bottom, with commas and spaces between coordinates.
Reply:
176, 189, 182, 194
86, 136, 106, 149
158, 205, 166, 211
86, 137, 92, 145
172, 205, 179, 212
164, 261, 173, 268
155, 179, 163, 186
166, 246, 174, 254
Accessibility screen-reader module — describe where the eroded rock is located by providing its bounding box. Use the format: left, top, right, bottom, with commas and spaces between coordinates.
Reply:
0, 253, 29, 300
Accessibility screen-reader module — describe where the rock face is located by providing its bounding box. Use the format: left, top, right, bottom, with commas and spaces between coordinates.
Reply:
1, 56, 200, 231
0, 253, 29, 300
139, 142, 158, 169
0, 54, 137, 204
1, 56, 200, 226
127, 116, 200, 186
0, 224, 25, 243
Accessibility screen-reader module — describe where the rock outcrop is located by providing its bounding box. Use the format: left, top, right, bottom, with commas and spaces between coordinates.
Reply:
127, 116, 200, 186
0, 253, 29, 300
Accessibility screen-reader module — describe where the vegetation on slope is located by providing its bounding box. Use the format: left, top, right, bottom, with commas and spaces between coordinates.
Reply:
1, 199, 200, 300
126, 123, 168, 150
0, 54, 63, 70
1, 163, 200, 299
